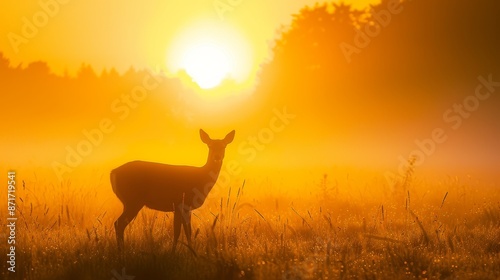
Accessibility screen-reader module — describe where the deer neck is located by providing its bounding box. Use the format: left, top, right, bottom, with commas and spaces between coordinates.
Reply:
201, 150, 225, 188
203, 159, 223, 178
186, 160, 223, 209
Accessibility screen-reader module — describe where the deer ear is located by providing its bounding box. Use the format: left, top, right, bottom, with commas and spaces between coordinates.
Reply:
200, 129, 211, 144
223, 130, 235, 144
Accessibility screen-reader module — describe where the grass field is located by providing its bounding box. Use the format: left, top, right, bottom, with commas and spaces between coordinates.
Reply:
2, 171, 499, 280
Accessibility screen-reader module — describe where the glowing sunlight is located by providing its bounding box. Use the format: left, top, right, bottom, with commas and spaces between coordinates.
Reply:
180, 41, 231, 89
167, 21, 253, 91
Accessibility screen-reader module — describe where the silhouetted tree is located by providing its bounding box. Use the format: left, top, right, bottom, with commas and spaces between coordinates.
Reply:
26, 61, 51, 77
77, 63, 97, 80
251, 0, 500, 144
0, 52, 10, 80
0, 52, 9, 70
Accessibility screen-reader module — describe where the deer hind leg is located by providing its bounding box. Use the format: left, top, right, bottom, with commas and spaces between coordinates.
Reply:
115, 204, 142, 250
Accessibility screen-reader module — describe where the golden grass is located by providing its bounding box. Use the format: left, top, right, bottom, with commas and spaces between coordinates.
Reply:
1, 173, 499, 280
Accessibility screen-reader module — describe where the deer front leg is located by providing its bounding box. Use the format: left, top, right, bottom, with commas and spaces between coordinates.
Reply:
172, 208, 182, 252
183, 210, 192, 247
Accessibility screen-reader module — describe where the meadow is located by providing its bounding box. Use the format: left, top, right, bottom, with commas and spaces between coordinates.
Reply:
2, 168, 499, 280
2, 0, 500, 279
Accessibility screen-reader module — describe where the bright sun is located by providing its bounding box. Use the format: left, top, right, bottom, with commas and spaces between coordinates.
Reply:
167, 21, 253, 90
181, 42, 231, 89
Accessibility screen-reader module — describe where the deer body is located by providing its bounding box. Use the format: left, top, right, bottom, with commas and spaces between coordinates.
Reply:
112, 162, 220, 211
111, 129, 235, 250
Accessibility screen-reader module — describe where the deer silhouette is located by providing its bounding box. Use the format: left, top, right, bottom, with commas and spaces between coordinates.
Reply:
111, 129, 235, 251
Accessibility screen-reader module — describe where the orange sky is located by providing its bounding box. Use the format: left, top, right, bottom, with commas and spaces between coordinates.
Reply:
1, 0, 499, 184
0, 0, 376, 78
